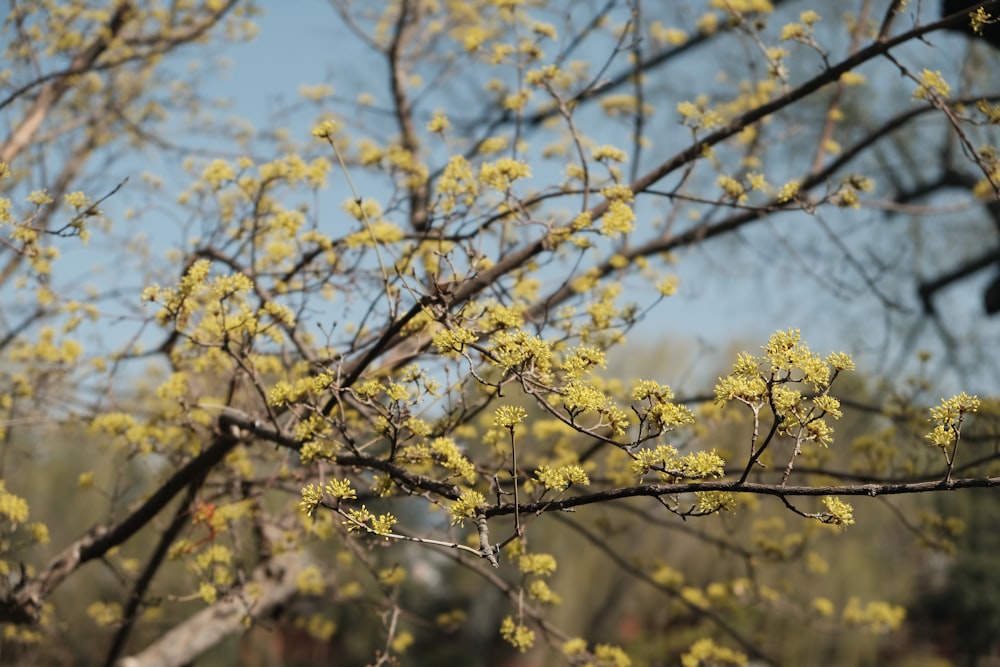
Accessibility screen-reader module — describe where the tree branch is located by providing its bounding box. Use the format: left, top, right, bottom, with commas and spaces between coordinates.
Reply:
484, 476, 1000, 518
0, 424, 241, 625
114, 549, 306, 667
0, 2, 133, 164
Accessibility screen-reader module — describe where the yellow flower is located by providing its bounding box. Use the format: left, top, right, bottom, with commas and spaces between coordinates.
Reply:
494, 405, 527, 429
479, 158, 531, 190
449, 491, 486, 525
311, 119, 340, 138
913, 69, 951, 100
0, 482, 29, 523
822, 496, 855, 528
499, 616, 535, 652
780, 23, 805, 40
591, 145, 628, 162
426, 111, 450, 133
518, 552, 557, 575
600, 200, 635, 237
776, 180, 800, 203
717, 175, 746, 201
800, 10, 821, 24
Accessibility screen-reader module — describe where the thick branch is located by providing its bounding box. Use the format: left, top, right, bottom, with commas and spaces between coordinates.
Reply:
519, 0, 800, 130
459, 16, 961, 315
526, 88, 1000, 322
0, 425, 241, 625
305, 19, 981, 412
484, 476, 1000, 518
387, 0, 430, 231
207, 412, 462, 499
115, 549, 305, 667
102, 478, 208, 667
0, 2, 133, 164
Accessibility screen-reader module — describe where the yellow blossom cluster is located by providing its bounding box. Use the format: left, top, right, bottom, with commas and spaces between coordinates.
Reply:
399, 437, 477, 484
534, 464, 590, 492
340, 505, 398, 537
480, 301, 525, 330
432, 325, 480, 355
591, 145, 628, 163
342, 197, 383, 222
842, 598, 906, 633
695, 491, 737, 513
650, 21, 688, 46
822, 496, 855, 528
632, 380, 695, 429
780, 10, 821, 42
87, 602, 123, 628
0, 482, 29, 525
561, 379, 630, 435
493, 405, 527, 429
500, 615, 534, 652
267, 372, 336, 407
631, 444, 726, 482
677, 99, 723, 130
479, 157, 531, 190
426, 111, 450, 133
488, 328, 553, 377
344, 221, 405, 248
295, 565, 326, 596
435, 155, 479, 213
714, 330, 854, 449
7, 327, 83, 366
913, 69, 951, 100
560, 344, 606, 379
681, 638, 747, 667
926, 392, 980, 449
448, 490, 486, 525
384, 145, 430, 188
717, 175, 747, 202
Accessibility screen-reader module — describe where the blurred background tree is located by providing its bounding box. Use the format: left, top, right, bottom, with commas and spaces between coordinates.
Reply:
2, 1, 1000, 666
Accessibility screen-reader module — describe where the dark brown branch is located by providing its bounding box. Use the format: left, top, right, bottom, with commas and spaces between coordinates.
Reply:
465, 16, 967, 323
114, 549, 305, 667
919, 246, 1000, 314
0, 0, 242, 158
386, 0, 430, 232
520, 0, 799, 130
0, 423, 242, 625
213, 411, 463, 500
484, 475, 1000, 518
1, 3, 133, 163
526, 85, 999, 323
102, 477, 208, 667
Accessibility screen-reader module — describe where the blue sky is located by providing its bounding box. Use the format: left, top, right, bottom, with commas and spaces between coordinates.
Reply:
42, 0, 1000, 397
206, 4, 782, 377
